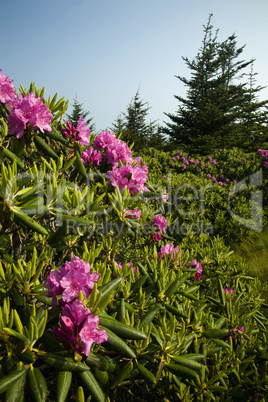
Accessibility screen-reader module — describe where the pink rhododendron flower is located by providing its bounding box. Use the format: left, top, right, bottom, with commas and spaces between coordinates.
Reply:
0, 69, 17, 105
45, 256, 99, 307
224, 286, 234, 294
152, 233, 163, 242
157, 243, 180, 260
94, 130, 117, 150
107, 160, 148, 194
157, 189, 169, 204
124, 208, 141, 220
82, 147, 102, 167
53, 299, 108, 356
8, 92, 52, 138
152, 214, 167, 233
62, 116, 90, 146
189, 259, 203, 281
104, 139, 132, 166
114, 261, 137, 276
182, 164, 186, 169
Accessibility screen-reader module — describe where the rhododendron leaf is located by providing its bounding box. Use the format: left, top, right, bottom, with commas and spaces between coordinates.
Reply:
2, 147, 24, 168
102, 327, 136, 358
11, 207, 48, 235
110, 360, 133, 390
99, 315, 147, 340
78, 370, 105, 402
56, 371, 72, 402
41, 353, 90, 371
34, 136, 59, 160
28, 365, 47, 402
0, 368, 26, 394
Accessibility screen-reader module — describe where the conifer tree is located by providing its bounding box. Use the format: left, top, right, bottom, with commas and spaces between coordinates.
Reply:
111, 90, 166, 151
65, 96, 95, 132
164, 14, 268, 154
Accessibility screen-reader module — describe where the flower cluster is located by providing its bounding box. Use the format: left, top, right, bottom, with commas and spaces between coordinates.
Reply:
45, 256, 100, 307
45, 256, 107, 356
54, 299, 108, 356
188, 259, 203, 280
257, 149, 268, 166
82, 147, 102, 167
107, 159, 148, 194
0, 69, 17, 106
7, 92, 52, 139
62, 116, 90, 146
157, 243, 180, 260
124, 208, 141, 220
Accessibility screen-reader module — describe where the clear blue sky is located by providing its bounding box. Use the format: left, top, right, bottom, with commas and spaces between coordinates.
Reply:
1, 0, 268, 132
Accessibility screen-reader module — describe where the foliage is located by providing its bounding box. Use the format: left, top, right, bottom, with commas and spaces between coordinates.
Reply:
163, 14, 268, 154
0, 70, 267, 401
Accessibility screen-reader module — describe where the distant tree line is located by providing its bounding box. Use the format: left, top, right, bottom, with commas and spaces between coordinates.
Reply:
66, 14, 268, 155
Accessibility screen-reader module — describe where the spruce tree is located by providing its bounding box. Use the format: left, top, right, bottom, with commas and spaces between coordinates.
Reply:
111, 90, 165, 151
163, 14, 268, 154
65, 96, 95, 132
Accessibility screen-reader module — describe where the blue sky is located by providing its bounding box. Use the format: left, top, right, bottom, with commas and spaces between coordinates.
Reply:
1, 0, 268, 132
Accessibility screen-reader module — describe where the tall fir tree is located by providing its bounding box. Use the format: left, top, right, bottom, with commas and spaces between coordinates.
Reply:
163, 14, 268, 154
111, 90, 166, 151
65, 96, 95, 132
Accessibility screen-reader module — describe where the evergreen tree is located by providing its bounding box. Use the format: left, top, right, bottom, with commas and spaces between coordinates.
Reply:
111, 90, 166, 151
163, 14, 268, 154
65, 96, 95, 132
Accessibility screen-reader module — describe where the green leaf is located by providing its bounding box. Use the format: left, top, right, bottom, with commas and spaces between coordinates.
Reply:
0, 368, 26, 393
139, 305, 161, 329
56, 371, 72, 402
102, 327, 136, 359
11, 207, 48, 235
34, 135, 59, 159
111, 360, 133, 390
4, 368, 26, 401
28, 365, 48, 402
78, 371, 105, 402
41, 353, 90, 371
99, 315, 147, 340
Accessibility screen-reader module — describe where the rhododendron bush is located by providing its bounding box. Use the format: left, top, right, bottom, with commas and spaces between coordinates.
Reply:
0, 69, 267, 401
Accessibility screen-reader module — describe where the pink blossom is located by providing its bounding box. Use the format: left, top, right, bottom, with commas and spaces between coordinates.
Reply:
207, 174, 211, 178
104, 139, 132, 166
62, 116, 90, 146
114, 261, 136, 276
54, 299, 108, 356
0, 69, 17, 105
45, 256, 99, 306
182, 164, 186, 169
224, 286, 234, 294
172, 157, 176, 161
152, 214, 167, 233
124, 208, 141, 220
107, 159, 148, 194
264, 161, 268, 166
82, 147, 102, 167
94, 130, 117, 150
189, 259, 202, 280
152, 233, 163, 242
171, 163, 174, 167
8, 92, 52, 138
157, 243, 180, 260
158, 190, 169, 204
